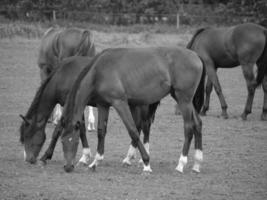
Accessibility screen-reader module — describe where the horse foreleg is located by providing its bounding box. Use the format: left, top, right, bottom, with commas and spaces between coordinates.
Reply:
241, 64, 257, 120
40, 123, 62, 164
122, 106, 140, 165
113, 100, 151, 173
77, 115, 92, 166
205, 63, 228, 118
52, 104, 62, 125
87, 106, 95, 131
138, 121, 151, 165
261, 75, 267, 120
201, 77, 213, 116
88, 105, 109, 170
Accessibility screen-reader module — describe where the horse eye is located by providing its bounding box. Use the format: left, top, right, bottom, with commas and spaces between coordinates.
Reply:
46, 67, 52, 74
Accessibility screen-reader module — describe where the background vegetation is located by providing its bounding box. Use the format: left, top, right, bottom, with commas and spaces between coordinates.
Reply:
0, 0, 266, 25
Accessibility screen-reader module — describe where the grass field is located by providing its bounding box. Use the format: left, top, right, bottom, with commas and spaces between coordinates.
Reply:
0, 29, 267, 200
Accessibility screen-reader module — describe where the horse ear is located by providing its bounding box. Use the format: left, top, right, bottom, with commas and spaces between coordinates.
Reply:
74, 121, 80, 130
19, 114, 30, 125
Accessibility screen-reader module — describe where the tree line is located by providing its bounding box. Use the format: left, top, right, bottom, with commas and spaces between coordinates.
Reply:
1, 0, 266, 25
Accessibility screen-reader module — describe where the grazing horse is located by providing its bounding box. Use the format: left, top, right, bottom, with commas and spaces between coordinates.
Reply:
38, 27, 96, 128
59, 47, 205, 174
19, 56, 160, 166
186, 23, 267, 120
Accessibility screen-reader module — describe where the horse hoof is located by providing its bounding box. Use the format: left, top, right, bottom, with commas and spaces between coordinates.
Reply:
122, 159, 132, 167
241, 113, 247, 121
89, 164, 96, 171
200, 111, 206, 116
192, 164, 201, 173
38, 160, 46, 167
143, 164, 152, 173
221, 113, 229, 119
175, 166, 184, 174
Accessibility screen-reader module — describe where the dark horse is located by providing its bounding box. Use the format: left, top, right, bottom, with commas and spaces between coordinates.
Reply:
19, 56, 159, 166
186, 23, 267, 120
59, 47, 205, 173
38, 27, 96, 126
38, 27, 95, 81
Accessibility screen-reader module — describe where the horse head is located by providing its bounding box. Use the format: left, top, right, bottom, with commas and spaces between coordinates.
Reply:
19, 114, 46, 164
60, 117, 80, 172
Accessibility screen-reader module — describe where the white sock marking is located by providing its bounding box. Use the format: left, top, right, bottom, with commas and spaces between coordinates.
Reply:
192, 149, 203, 173
144, 143, 150, 155
122, 144, 137, 165
143, 164, 152, 172
89, 153, 104, 168
23, 150, 26, 161
78, 148, 92, 164
53, 104, 62, 124
176, 154, 188, 173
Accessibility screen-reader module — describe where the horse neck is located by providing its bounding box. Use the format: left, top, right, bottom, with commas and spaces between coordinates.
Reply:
30, 89, 57, 127
71, 69, 96, 123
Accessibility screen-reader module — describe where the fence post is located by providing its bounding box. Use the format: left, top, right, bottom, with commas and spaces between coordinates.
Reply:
52, 10, 56, 21
176, 12, 180, 29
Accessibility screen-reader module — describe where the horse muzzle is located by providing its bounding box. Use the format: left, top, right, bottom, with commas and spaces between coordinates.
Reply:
64, 164, 74, 173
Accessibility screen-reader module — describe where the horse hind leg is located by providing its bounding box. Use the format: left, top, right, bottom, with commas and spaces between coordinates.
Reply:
201, 77, 213, 116
261, 75, 267, 120
205, 61, 228, 118
87, 106, 96, 131
240, 63, 257, 120
174, 94, 203, 173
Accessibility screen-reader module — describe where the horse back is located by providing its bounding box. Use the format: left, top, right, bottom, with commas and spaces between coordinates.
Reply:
231, 23, 266, 64
93, 47, 202, 104
57, 28, 95, 58
38, 27, 61, 68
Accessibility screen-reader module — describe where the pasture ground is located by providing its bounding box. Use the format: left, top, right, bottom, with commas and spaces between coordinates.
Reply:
0, 31, 266, 200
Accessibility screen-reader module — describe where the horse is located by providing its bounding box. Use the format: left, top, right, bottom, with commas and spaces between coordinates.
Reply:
38, 27, 96, 129
19, 56, 160, 166
186, 23, 267, 120
59, 47, 205, 174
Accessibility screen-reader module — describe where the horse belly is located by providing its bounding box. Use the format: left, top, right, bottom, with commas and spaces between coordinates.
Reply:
126, 79, 171, 105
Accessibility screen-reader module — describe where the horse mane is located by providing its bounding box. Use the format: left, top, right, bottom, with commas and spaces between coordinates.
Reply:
25, 69, 58, 119
62, 51, 104, 127
186, 27, 209, 49
19, 68, 59, 143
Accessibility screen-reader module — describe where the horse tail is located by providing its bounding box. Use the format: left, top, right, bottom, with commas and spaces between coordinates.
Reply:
256, 28, 267, 86
75, 30, 94, 56
193, 57, 206, 113
187, 28, 207, 49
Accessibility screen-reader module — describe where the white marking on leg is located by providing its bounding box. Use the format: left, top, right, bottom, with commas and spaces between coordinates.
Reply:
144, 143, 150, 154
78, 148, 92, 165
175, 154, 188, 173
143, 164, 152, 172
192, 149, 203, 173
122, 144, 137, 165
87, 106, 95, 131
53, 104, 62, 125
89, 153, 104, 168
23, 150, 26, 161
